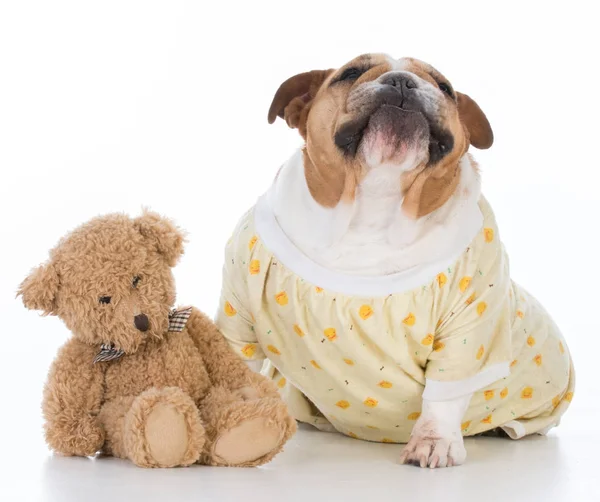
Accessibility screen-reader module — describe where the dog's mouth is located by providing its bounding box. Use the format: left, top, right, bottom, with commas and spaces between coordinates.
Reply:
334, 88, 453, 166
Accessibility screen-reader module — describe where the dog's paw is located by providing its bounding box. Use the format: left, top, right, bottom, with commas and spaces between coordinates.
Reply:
399, 421, 466, 468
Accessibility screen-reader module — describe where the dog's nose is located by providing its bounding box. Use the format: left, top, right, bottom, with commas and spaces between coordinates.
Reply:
134, 314, 149, 332
381, 73, 417, 91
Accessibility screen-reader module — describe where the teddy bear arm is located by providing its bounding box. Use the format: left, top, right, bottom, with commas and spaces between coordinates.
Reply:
186, 308, 279, 398
43, 338, 106, 456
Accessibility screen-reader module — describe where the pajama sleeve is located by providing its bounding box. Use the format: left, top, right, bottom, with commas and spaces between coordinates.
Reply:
423, 202, 513, 401
215, 215, 265, 362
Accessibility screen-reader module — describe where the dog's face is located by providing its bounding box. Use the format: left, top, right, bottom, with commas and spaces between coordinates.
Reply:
268, 54, 493, 217
18, 212, 184, 354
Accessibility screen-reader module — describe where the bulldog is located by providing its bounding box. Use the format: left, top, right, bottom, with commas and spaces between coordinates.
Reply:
215, 54, 575, 468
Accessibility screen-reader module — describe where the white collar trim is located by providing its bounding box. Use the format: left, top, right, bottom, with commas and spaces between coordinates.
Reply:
253, 190, 483, 297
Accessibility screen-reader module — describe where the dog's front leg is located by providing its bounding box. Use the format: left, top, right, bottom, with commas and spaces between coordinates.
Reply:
399, 393, 471, 468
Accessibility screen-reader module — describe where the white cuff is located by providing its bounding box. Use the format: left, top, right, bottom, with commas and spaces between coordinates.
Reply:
423, 362, 510, 401
500, 420, 526, 439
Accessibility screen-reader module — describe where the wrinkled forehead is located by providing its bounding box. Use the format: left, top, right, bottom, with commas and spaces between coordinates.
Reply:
332, 53, 448, 85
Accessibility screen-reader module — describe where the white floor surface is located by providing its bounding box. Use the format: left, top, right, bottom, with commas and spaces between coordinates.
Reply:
3, 415, 599, 502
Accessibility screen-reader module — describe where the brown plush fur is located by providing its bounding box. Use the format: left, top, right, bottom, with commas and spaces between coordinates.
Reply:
18, 211, 296, 468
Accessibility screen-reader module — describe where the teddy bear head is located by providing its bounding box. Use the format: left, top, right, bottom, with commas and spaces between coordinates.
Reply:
18, 211, 185, 354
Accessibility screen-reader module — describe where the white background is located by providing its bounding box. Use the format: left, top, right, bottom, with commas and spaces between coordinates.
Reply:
0, 1, 598, 501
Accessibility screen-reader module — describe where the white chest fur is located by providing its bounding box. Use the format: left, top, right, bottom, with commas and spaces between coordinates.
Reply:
268, 149, 482, 278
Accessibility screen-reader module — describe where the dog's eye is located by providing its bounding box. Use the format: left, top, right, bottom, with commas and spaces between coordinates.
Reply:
438, 82, 454, 98
132, 276, 141, 288
337, 67, 364, 83
99, 296, 111, 305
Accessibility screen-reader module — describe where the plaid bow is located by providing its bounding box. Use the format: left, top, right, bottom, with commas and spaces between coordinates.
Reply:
93, 343, 124, 364
168, 306, 193, 332
93, 306, 193, 364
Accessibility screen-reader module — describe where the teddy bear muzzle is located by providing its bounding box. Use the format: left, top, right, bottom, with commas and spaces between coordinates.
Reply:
134, 314, 150, 332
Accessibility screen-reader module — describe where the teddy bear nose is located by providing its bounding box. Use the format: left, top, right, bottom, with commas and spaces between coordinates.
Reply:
134, 314, 149, 332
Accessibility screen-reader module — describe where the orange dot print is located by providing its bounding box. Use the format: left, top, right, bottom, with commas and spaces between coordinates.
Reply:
407, 412, 421, 421
421, 334, 434, 346
552, 395, 561, 408
402, 313, 416, 326
477, 302, 487, 316
267, 345, 281, 355
364, 397, 378, 408
565, 392, 574, 402
461, 421, 471, 431
366, 425, 379, 430
517, 310, 525, 319
459, 276, 472, 293
343, 358, 355, 366
437, 273, 447, 288
249, 260, 260, 275
527, 335, 536, 347
324, 328, 337, 342
315, 287, 323, 293
336, 400, 350, 409
476, 345, 485, 360
275, 291, 288, 306
510, 359, 518, 368
465, 292, 476, 305
277, 377, 286, 388
500, 387, 508, 399
559, 341, 565, 354
481, 414, 493, 425
224, 301, 237, 317
484, 390, 495, 401
378, 380, 393, 389
248, 235, 258, 250
433, 341, 445, 352
521, 386, 534, 399
293, 324, 305, 337
348, 432, 358, 439
359, 305, 374, 320
310, 360, 321, 369
241, 344, 256, 358
533, 354, 542, 367
382, 438, 395, 444
484, 227, 494, 243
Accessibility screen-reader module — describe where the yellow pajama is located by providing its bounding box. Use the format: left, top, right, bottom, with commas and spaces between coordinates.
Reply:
216, 197, 574, 443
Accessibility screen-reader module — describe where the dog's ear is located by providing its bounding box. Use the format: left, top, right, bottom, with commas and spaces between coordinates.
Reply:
18, 262, 60, 315
134, 210, 186, 267
268, 69, 334, 138
457, 92, 494, 149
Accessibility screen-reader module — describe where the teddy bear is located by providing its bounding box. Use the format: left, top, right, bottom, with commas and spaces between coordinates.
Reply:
18, 210, 297, 468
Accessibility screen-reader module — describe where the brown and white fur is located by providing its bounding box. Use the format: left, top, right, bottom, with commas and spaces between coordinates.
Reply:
265, 54, 495, 468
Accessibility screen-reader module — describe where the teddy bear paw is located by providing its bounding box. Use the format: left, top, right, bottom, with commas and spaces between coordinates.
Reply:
126, 387, 206, 468
214, 417, 283, 466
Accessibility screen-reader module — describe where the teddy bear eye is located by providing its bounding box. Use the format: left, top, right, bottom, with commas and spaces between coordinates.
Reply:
99, 296, 111, 305
132, 276, 141, 288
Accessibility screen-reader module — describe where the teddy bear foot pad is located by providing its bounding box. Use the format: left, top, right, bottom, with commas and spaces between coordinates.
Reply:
126, 387, 206, 468
214, 417, 284, 465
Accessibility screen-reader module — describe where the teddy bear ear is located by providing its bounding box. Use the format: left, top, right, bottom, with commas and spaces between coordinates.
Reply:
17, 262, 59, 315
133, 210, 186, 267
